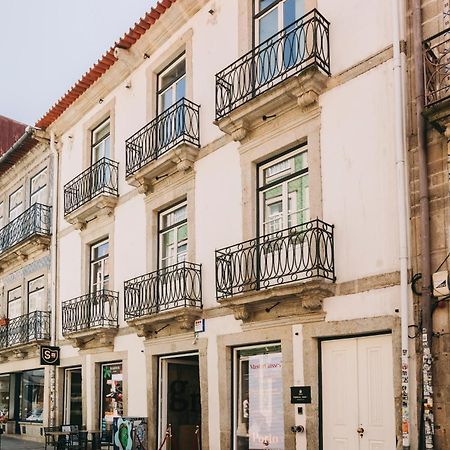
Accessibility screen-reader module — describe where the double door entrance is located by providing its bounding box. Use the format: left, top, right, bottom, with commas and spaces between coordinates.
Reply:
321, 334, 396, 450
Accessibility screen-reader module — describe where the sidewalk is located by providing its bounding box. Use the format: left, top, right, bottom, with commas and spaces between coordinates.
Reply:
0, 435, 45, 449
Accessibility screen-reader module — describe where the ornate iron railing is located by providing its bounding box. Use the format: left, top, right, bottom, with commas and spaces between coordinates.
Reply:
215, 9, 330, 119
124, 261, 202, 321
423, 29, 450, 107
215, 219, 335, 300
62, 290, 119, 335
126, 98, 200, 177
0, 311, 50, 348
0, 203, 51, 254
64, 157, 119, 216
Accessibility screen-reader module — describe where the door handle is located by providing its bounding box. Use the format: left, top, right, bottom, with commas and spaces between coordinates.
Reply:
356, 426, 365, 438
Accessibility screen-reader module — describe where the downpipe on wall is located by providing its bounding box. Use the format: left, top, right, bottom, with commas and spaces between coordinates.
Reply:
392, 0, 411, 447
411, 0, 435, 448
49, 132, 60, 427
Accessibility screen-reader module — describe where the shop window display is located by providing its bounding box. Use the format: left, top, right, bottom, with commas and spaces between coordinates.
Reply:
21, 369, 44, 422
101, 362, 123, 432
0, 375, 9, 423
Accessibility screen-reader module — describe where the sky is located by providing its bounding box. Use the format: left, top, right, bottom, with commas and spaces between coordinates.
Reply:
0, 1, 156, 126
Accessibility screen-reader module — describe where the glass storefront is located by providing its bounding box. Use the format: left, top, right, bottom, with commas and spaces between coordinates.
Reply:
100, 362, 123, 432
0, 375, 10, 423
64, 368, 82, 426
21, 369, 44, 422
233, 344, 284, 450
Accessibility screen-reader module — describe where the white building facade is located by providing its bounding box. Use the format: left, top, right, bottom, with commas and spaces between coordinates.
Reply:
2, 0, 421, 448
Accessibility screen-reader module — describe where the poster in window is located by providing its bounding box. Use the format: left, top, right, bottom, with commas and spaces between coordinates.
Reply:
248, 352, 284, 449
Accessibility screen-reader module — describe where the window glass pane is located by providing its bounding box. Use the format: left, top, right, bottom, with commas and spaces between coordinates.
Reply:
91, 240, 109, 292
9, 187, 23, 221
288, 175, 309, 226
175, 76, 186, 103
234, 345, 284, 450
0, 375, 9, 422
160, 59, 186, 92
101, 363, 123, 432
177, 223, 188, 242
8, 287, 22, 319
30, 169, 47, 205
259, 0, 278, 11
259, 8, 278, 43
161, 88, 174, 112
28, 276, 45, 313
93, 121, 110, 144
283, 0, 303, 27
21, 369, 44, 422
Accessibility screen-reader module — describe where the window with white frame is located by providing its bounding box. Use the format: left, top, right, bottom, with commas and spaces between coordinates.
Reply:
159, 202, 188, 268
233, 343, 284, 450
90, 239, 109, 293
258, 148, 309, 235
7, 287, 22, 319
30, 168, 48, 205
255, 0, 304, 43
158, 55, 186, 113
28, 276, 45, 313
9, 186, 24, 221
91, 119, 111, 164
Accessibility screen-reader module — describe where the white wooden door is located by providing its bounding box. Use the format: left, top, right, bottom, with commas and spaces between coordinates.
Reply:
321, 334, 396, 450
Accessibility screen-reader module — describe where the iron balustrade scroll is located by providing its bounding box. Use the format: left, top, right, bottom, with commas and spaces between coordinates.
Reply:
62, 290, 119, 335
124, 261, 202, 321
0, 311, 50, 349
423, 29, 450, 107
64, 157, 119, 216
125, 98, 200, 177
215, 9, 330, 119
0, 203, 51, 254
215, 219, 335, 300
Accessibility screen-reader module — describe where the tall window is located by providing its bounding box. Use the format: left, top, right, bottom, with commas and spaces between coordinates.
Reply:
30, 168, 48, 205
255, 0, 304, 43
159, 202, 187, 268
21, 369, 44, 422
9, 187, 24, 221
91, 119, 110, 164
90, 239, 109, 293
233, 344, 284, 450
7, 287, 22, 319
0, 201, 4, 228
258, 148, 309, 235
28, 276, 45, 313
158, 55, 186, 113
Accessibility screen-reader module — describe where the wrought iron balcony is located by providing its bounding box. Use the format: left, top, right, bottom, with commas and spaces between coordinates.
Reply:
62, 290, 119, 336
0, 311, 50, 349
64, 157, 119, 216
423, 29, 450, 109
124, 261, 202, 321
215, 9, 330, 120
126, 98, 200, 177
215, 219, 335, 300
0, 203, 51, 255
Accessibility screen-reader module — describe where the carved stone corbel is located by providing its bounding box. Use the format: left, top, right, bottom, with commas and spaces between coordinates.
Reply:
233, 305, 251, 321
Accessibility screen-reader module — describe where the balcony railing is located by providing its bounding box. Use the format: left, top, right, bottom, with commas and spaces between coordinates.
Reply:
423, 29, 450, 107
215, 9, 330, 119
0, 203, 51, 254
124, 261, 202, 321
62, 290, 119, 335
215, 219, 335, 300
0, 311, 50, 349
126, 98, 200, 177
64, 157, 119, 216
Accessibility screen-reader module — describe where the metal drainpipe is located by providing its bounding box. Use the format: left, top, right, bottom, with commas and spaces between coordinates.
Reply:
392, 0, 411, 447
49, 132, 60, 427
411, 0, 434, 448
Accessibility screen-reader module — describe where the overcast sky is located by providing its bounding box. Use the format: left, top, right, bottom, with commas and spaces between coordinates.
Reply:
0, 1, 155, 125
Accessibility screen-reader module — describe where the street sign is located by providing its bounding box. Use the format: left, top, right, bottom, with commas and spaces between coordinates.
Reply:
40, 345, 60, 366
194, 319, 205, 333
290, 386, 311, 404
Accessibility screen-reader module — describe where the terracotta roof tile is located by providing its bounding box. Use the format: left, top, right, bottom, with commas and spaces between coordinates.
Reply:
36, 0, 177, 130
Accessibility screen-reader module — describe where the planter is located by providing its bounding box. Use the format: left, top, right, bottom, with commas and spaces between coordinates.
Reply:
0, 318, 9, 326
